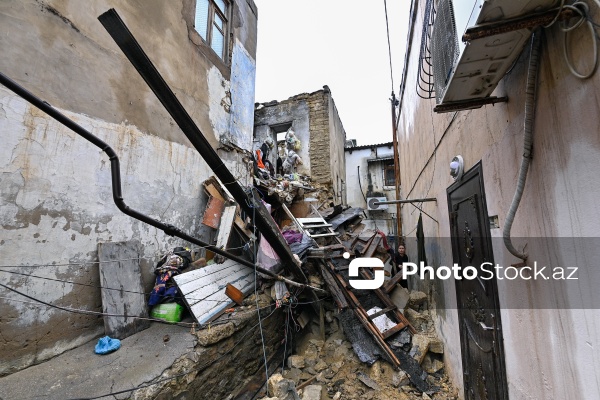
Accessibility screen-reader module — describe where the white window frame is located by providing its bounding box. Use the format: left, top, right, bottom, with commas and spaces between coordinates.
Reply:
195, 0, 229, 61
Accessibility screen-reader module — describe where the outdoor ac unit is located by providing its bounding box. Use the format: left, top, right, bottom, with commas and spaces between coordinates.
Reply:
367, 197, 388, 211
431, 0, 559, 107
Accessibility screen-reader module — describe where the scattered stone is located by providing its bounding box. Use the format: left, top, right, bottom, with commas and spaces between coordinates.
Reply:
302, 385, 322, 400
408, 291, 428, 309
389, 329, 412, 349
314, 360, 328, 372
405, 308, 430, 332
300, 371, 313, 380
331, 361, 343, 373
410, 334, 432, 364
422, 354, 444, 374
428, 338, 444, 354
305, 367, 317, 376
288, 355, 306, 369
332, 392, 342, 400
267, 373, 299, 400
283, 367, 303, 383
392, 370, 411, 388
356, 371, 380, 390
308, 339, 325, 349
423, 393, 432, 400
323, 368, 335, 380
196, 322, 235, 346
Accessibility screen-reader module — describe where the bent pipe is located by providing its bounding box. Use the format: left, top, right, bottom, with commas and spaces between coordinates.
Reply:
0, 72, 326, 294
97, 9, 306, 284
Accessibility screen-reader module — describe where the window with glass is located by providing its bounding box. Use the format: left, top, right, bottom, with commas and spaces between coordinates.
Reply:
195, 0, 229, 60
384, 161, 396, 186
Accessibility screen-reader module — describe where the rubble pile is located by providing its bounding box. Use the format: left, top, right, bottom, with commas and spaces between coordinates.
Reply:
255, 290, 457, 400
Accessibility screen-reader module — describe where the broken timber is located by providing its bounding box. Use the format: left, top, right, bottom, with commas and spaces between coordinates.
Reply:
98, 9, 307, 286
320, 258, 416, 369
173, 259, 255, 325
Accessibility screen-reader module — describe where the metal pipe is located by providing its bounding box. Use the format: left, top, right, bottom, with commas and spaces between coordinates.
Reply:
374, 198, 437, 205
503, 30, 542, 262
97, 9, 305, 283
0, 72, 326, 295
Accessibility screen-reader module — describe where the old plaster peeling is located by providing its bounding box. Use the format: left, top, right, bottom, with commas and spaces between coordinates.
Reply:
0, 93, 212, 318
228, 39, 256, 150
207, 66, 231, 142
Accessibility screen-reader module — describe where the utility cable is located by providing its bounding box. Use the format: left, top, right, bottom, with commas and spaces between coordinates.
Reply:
503, 30, 542, 261
384, 0, 395, 91
252, 199, 270, 393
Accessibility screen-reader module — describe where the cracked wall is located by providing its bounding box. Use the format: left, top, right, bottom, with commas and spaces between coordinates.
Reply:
0, 0, 257, 375
254, 88, 347, 204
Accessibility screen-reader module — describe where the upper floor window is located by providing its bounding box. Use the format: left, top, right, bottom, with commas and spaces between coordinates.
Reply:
195, 0, 229, 60
384, 160, 396, 187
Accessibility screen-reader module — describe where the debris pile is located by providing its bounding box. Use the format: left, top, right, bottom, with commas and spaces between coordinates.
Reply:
254, 292, 457, 400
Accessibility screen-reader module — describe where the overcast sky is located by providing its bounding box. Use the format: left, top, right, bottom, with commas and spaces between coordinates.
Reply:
253, 0, 411, 146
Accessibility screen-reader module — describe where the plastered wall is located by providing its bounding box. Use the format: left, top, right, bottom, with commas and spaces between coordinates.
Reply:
0, 0, 257, 375
398, 0, 600, 398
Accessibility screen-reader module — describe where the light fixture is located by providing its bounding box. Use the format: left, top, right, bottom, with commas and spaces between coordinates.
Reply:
450, 155, 464, 180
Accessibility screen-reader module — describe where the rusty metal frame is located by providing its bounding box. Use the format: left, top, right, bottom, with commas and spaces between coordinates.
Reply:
463, 7, 578, 42
434, 96, 508, 113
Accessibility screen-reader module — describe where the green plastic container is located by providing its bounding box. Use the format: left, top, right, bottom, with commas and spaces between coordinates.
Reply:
151, 303, 183, 323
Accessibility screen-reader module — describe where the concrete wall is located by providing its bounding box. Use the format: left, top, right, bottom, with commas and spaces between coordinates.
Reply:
254, 87, 347, 204
398, 1, 600, 398
253, 99, 311, 175
0, 0, 257, 375
326, 93, 347, 204
345, 144, 398, 235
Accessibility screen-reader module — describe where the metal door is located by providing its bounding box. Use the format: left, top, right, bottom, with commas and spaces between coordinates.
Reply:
447, 162, 508, 400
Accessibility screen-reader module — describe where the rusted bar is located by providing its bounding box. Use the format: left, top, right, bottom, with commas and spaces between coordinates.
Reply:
98, 9, 306, 284
434, 96, 508, 113
463, 7, 577, 42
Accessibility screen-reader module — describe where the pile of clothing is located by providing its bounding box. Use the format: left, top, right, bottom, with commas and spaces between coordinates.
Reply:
148, 247, 192, 306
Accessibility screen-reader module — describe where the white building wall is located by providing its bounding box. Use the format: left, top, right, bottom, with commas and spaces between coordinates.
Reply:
398, 0, 600, 398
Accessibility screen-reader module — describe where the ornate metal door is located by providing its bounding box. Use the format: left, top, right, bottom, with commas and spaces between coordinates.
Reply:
447, 162, 508, 400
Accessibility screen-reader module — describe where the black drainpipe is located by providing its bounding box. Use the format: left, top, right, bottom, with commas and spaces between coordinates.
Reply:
97, 9, 306, 284
0, 72, 324, 294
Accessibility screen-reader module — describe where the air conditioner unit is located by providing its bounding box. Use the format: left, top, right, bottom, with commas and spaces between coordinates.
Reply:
431, 0, 559, 109
367, 197, 388, 211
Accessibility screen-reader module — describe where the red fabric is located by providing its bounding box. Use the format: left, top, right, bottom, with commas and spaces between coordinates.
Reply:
256, 150, 265, 169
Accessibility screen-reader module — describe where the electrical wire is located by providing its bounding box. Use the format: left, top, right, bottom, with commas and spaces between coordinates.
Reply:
384, 0, 395, 91
0, 269, 219, 304
544, 0, 599, 79
0, 283, 279, 328
0, 240, 251, 269
252, 198, 270, 393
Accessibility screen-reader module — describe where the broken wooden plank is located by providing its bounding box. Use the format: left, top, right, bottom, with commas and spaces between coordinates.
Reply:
308, 232, 339, 238
216, 205, 236, 248
225, 283, 244, 305
367, 305, 397, 320
363, 236, 381, 258
382, 323, 407, 339
98, 241, 150, 339
202, 195, 225, 229
173, 259, 255, 325
317, 262, 349, 309
360, 268, 416, 335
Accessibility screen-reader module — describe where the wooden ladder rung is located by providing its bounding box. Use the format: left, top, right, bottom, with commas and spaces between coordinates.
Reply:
368, 306, 397, 320
382, 322, 407, 339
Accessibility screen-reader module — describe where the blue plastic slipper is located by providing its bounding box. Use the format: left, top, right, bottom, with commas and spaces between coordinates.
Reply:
94, 336, 121, 355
